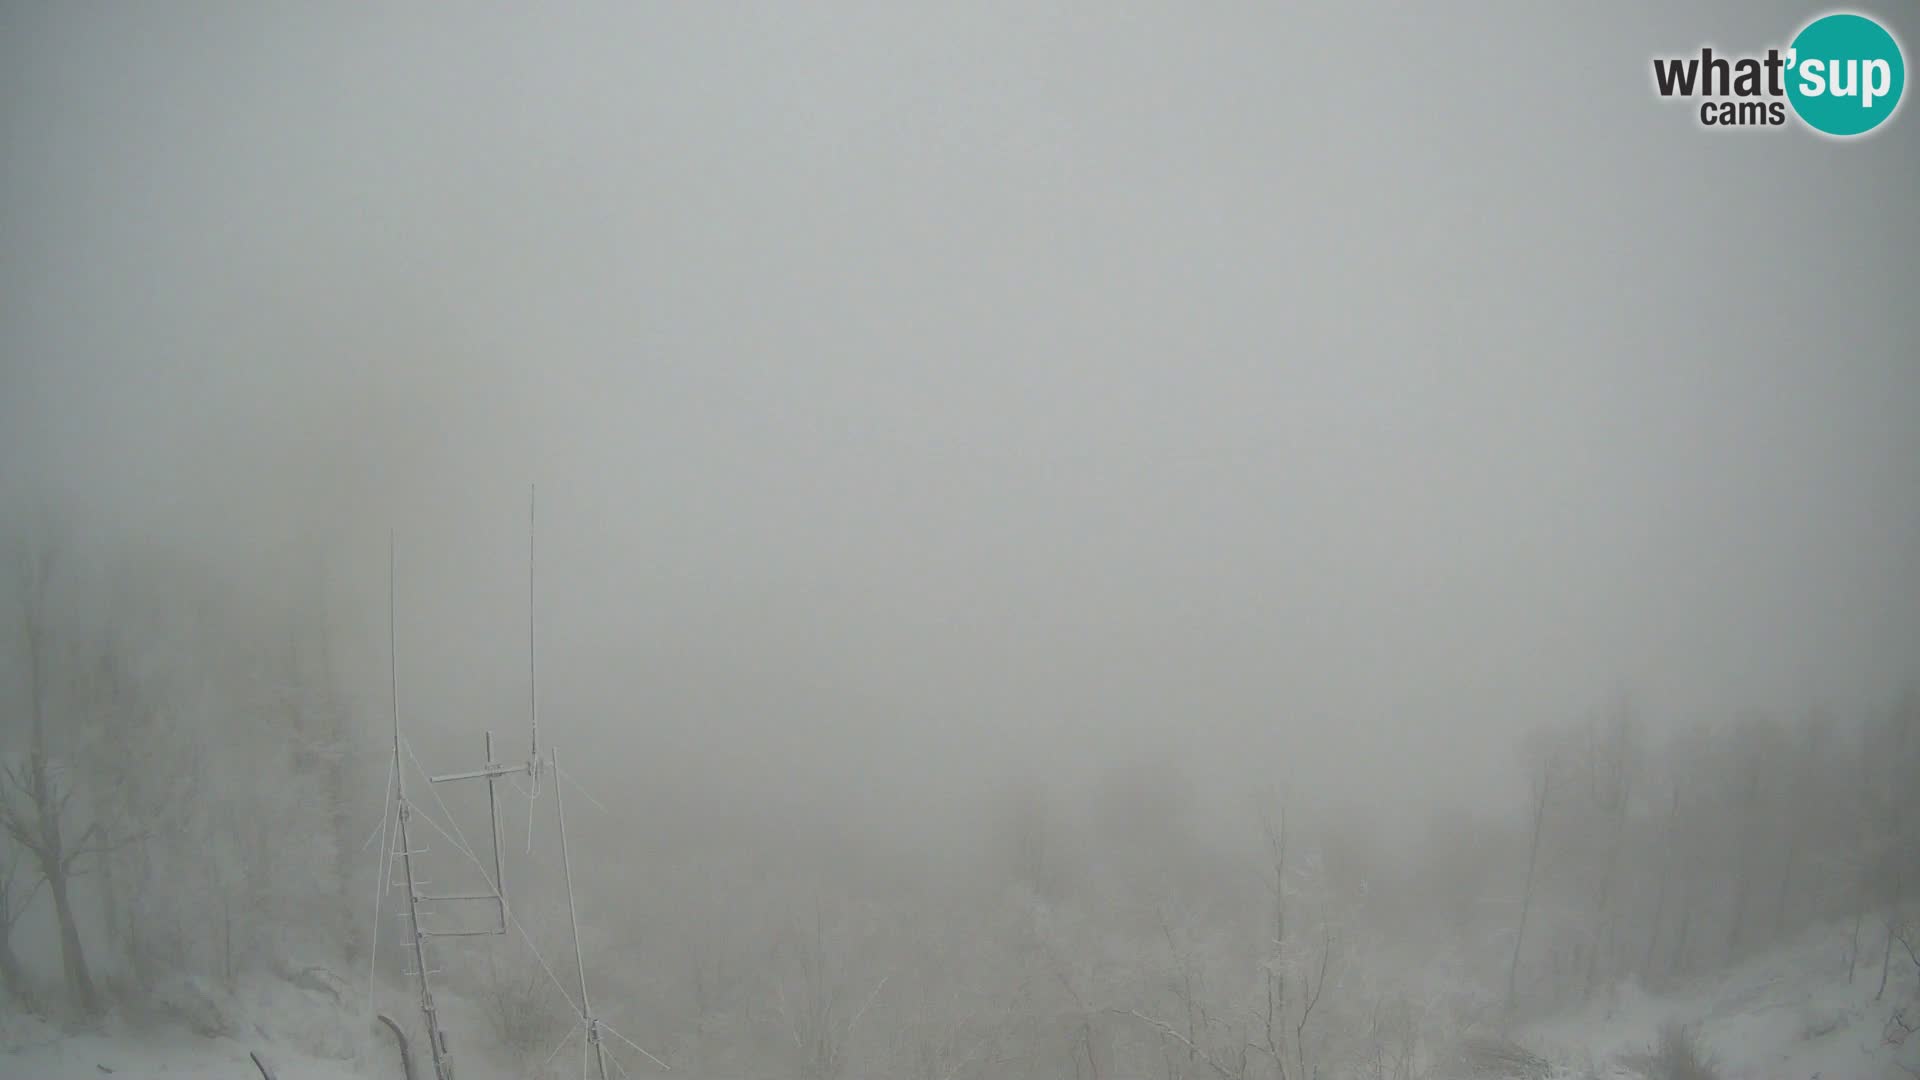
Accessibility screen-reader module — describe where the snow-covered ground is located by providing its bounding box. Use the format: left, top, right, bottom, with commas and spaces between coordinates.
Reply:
3, 921, 1915, 1080
1524, 921, 1920, 1080
0, 975, 534, 1080
0, 1013, 363, 1080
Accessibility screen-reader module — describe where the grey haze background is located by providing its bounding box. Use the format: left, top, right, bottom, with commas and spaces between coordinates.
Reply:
2, 2, 1916, 822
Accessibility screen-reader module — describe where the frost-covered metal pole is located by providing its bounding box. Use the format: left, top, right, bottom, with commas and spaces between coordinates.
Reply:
554, 748, 608, 1080
529, 484, 540, 770
485, 730, 506, 930
391, 535, 454, 1080
527, 484, 543, 856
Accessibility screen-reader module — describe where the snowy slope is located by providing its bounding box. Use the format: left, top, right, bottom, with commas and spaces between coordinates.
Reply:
0, 1014, 363, 1080
0, 976, 547, 1080
5, 922, 1916, 1080
1523, 922, 1919, 1080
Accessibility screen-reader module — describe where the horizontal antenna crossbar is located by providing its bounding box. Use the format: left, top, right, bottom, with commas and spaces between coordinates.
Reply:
430, 764, 522, 783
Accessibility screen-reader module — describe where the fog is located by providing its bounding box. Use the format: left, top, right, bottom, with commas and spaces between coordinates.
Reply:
2, 4, 1917, 1078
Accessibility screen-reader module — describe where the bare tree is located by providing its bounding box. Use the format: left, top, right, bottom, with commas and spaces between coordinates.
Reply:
1109, 907, 1256, 1080
1294, 925, 1334, 1080
772, 900, 889, 1080
476, 943, 572, 1069
1581, 702, 1637, 1000
1769, 714, 1823, 941
1862, 692, 1920, 1001
0, 837, 43, 1005
0, 535, 103, 1015
1112, 1005, 1250, 1080
1505, 756, 1551, 1017
1723, 744, 1765, 963
1260, 798, 1290, 1080
1642, 781, 1681, 982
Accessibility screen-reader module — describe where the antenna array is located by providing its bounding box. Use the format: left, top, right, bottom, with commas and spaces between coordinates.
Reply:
372, 488, 662, 1080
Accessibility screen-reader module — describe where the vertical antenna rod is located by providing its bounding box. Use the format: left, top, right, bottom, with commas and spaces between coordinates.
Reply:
392, 534, 454, 1080
484, 730, 506, 931
554, 748, 608, 1080
529, 484, 539, 767
527, 484, 543, 857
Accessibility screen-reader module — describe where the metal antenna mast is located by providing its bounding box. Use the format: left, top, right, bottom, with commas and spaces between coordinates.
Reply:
390, 534, 455, 1080
529, 484, 540, 772
375, 497, 666, 1080
423, 490, 536, 927
555, 747, 609, 1080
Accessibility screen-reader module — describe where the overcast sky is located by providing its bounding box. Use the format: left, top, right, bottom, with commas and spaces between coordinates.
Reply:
3, 3, 1915, 821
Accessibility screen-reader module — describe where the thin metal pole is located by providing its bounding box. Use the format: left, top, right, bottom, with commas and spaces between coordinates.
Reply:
527, 485, 542, 856
392, 534, 452, 1080
529, 484, 539, 765
484, 731, 506, 933
366, 753, 394, 1023
554, 749, 607, 1080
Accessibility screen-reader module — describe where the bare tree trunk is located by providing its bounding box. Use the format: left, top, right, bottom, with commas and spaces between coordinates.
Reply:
10, 738, 100, 1015
1642, 784, 1681, 981
47, 868, 96, 1013
1772, 719, 1819, 945
1262, 799, 1289, 1080
301, 608, 364, 962
1848, 906, 1864, 983
1877, 915, 1896, 1001
0, 851, 37, 1007
222, 892, 235, 990
1507, 765, 1550, 1016
0, 935, 28, 1005
1641, 881, 1666, 981
0, 543, 100, 1016
124, 834, 162, 989
1725, 770, 1760, 963
1877, 869, 1905, 1002
1585, 795, 1628, 1000
98, 840, 119, 958
1296, 927, 1332, 1080
1771, 830, 1797, 944
1671, 880, 1693, 980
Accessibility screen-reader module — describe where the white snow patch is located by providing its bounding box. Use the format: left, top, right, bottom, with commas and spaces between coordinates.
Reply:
1523, 922, 1919, 1080
0, 980, 549, 1080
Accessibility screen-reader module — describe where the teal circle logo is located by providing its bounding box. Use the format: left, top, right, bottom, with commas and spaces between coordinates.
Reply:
1786, 13, 1905, 136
